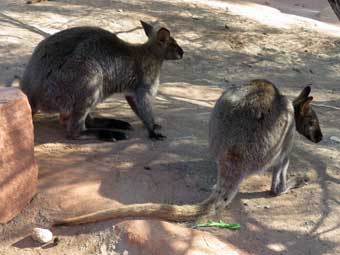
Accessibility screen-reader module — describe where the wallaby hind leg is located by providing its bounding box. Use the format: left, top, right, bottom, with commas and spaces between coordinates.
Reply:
66, 110, 127, 142
271, 157, 308, 196
85, 115, 133, 130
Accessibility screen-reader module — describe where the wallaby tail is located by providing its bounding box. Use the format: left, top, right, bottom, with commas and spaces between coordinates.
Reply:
6, 76, 21, 87
53, 197, 216, 226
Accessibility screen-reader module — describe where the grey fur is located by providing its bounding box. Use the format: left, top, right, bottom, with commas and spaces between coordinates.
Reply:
20, 21, 183, 140
208, 79, 322, 210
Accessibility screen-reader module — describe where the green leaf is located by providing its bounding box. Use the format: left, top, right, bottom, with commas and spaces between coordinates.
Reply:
194, 220, 240, 230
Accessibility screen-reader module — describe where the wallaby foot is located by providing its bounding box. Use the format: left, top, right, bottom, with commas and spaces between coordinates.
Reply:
67, 129, 128, 142
85, 116, 133, 130
271, 175, 309, 196
85, 129, 128, 141
270, 158, 309, 196
65, 110, 126, 142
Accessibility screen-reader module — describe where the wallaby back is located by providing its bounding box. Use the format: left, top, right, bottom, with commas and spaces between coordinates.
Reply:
209, 79, 294, 173
54, 79, 322, 226
21, 26, 144, 113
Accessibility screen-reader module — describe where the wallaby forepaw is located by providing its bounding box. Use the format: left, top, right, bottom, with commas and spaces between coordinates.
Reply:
149, 131, 166, 140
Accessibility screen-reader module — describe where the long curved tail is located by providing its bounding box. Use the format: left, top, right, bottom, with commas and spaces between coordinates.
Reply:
54, 197, 215, 226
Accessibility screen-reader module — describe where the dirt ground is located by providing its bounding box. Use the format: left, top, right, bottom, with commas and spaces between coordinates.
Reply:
0, 0, 339, 254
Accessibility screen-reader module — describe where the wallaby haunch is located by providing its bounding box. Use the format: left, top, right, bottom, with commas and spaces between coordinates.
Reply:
20, 21, 184, 141
54, 79, 322, 226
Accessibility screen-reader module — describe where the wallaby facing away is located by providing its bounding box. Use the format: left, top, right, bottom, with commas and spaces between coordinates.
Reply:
20, 21, 184, 141
54, 79, 322, 226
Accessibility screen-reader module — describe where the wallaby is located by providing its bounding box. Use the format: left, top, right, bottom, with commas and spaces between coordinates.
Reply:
54, 79, 322, 226
20, 21, 184, 141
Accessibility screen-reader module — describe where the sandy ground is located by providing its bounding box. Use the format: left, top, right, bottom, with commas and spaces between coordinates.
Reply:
0, 0, 339, 254
250, 0, 339, 23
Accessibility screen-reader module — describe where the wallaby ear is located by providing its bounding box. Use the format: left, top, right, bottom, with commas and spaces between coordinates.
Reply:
300, 96, 313, 115
294, 86, 311, 105
140, 20, 154, 38
157, 28, 170, 43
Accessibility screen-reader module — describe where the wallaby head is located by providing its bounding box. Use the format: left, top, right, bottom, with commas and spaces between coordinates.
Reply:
141, 21, 184, 60
293, 86, 323, 143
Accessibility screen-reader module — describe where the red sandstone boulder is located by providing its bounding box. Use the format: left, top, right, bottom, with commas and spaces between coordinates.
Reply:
0, 87, 38, 223
115, 220, 249, 255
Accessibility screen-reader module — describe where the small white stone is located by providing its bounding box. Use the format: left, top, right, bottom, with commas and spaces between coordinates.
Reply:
32, 228, 53, 244
330, 136, 340, 143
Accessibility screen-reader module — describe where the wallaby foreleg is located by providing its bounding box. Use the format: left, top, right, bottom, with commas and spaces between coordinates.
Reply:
133, 89, 165, 140
125, 95, 162, 130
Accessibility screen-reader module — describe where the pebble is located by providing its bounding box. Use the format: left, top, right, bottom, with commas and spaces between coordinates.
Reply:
31, 228, 53, 244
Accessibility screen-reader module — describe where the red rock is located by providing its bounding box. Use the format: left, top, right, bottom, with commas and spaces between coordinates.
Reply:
115, 220, 249, 255
0, 87, 38, 223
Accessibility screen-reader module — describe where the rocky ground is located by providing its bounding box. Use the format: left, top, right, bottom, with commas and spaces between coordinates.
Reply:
0, 0, 339, 254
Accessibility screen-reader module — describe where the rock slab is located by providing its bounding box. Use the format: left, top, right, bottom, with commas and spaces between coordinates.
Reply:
115, 220, 249, 255
0, 87, 38, 223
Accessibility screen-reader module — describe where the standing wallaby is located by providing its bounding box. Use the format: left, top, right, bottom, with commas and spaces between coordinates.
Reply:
20, 21, 184, 141
54, 79, 322, 226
